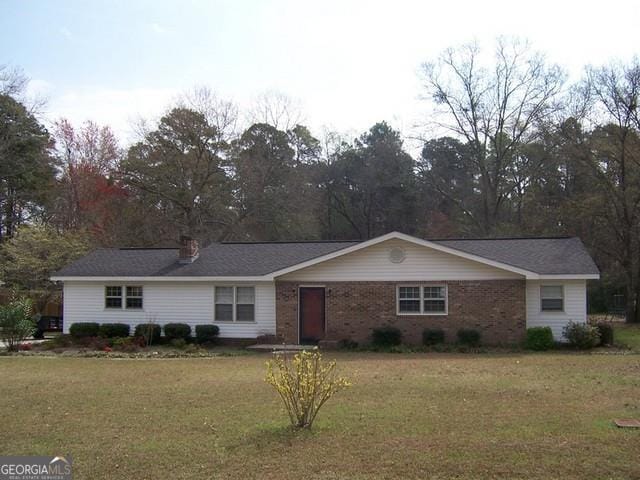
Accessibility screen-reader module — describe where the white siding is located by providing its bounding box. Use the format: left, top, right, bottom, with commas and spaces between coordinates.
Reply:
62, 281, 276, 338
526, 280, 587, 340
278, 239, 522, 282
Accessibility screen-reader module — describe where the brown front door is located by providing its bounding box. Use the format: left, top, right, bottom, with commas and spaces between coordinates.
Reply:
299, 287, 325, 344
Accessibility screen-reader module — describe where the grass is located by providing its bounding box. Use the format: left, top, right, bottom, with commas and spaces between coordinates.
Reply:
1, 347, 640, 480
614, 323, 640, 351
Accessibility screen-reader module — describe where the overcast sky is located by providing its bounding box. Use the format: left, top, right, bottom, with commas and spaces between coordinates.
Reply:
2, 0, 639, 144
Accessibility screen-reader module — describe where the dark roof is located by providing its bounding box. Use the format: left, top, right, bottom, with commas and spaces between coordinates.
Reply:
433, 237, 599, 275
53, 241, 358, 277
53, 235, 598, 278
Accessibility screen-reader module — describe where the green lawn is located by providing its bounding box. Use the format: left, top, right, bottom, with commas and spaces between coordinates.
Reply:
1, 350, 639, 479
615, 323, 640, 351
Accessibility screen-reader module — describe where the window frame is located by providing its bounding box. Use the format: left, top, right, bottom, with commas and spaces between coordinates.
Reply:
125, 286, 144, 310
396, 284, 448, 316
214, 286, 256, 323
540, 284, 564, 313
105, 286, 123, 309
397, 286, 422, 314
235, 286, 256, 323
104, 285, 144, 310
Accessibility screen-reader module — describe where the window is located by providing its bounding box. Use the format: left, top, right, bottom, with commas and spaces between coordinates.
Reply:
541, 285, 563, 312
105, 285, 143, 309
236, 287, 255, 322
423, 286, 446, 313
398, 286, 421, 313
105, 286, 122, 309
397, 285, 447, 315
126, 286, 143, 309
215, 287, 234, 321
215, 286, 255, 322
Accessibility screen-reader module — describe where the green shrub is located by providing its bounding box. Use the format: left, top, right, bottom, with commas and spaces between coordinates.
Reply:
69, 322, 100, 338
134, 323, 161, 345
457, 328, 481, 347
0, 296, 35, 351
562, 321, 600, 349
422, 328, 445, 346
595, 323, 614, 346
98, 323, 130, 338
525, 327, 555, 351
371, 326, 402, 347
164, 323, 191, 340
195, 325, 220, 344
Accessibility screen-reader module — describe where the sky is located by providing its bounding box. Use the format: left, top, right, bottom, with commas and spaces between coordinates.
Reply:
1, 0, 639, 145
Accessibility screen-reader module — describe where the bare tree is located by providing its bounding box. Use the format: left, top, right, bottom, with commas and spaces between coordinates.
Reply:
586, 59, 640, 131
0, 65, 48, 115
421, 38, 565, 232
54, 119, 120, 175
0, 65, 28, 97
577, 59, 640, 322
177, 86, 239, 142
50, 119, 122, 232
319, 127, 353, 165
247, 90, 305, 131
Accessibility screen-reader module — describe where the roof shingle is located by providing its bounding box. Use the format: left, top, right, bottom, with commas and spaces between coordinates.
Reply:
53, 235, 598, 278
54, 242, 358, 277
434, 237, 599, 275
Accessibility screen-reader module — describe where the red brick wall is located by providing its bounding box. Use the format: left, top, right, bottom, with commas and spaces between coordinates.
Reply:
275, 280, 526, 345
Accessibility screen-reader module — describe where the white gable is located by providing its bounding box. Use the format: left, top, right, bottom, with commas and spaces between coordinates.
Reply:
277, 239, 523, 281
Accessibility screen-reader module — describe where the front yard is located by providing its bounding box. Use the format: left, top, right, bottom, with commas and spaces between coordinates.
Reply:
1, 346, 640, 479
615, 323, 640, 351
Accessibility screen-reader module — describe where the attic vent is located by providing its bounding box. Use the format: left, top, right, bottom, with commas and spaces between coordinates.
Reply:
389, 247, 406, 264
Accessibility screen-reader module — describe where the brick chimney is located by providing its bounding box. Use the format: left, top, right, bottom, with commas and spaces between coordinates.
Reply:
179, 236, 199, 264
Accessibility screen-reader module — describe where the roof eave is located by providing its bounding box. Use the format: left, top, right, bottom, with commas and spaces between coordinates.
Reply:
50, 275, 275, 282
534, 274, 600, 280
51, 273, 601, 282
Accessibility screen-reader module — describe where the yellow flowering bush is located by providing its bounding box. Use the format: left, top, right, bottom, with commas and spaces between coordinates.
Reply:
265, 349, 351, 429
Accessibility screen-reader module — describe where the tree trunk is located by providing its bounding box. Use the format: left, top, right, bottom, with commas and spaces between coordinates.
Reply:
628, 283, 640, 323
625, 281, 639, 323
4, 190, 15, 239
